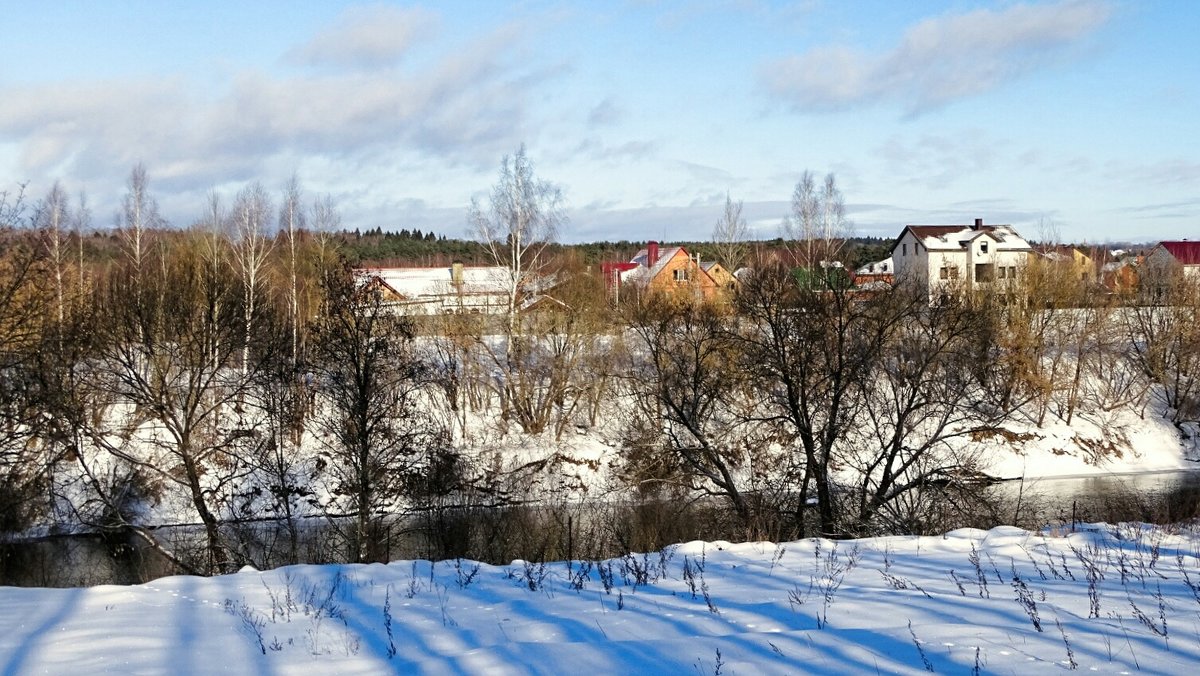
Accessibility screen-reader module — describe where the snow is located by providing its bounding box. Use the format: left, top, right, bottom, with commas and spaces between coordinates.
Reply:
4, 523, 1200, 673
971, 405, 1194, 481
916, 226, 1032, 252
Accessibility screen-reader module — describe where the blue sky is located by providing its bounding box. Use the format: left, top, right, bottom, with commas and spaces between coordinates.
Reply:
0, 0, 1195, 244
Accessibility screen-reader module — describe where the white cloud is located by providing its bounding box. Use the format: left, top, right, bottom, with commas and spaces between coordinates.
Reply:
0, 20, 546, 223
287, 5, 439, 70
761, 0, 1113, 113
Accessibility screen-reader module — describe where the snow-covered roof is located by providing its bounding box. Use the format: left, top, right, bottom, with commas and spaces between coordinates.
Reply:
357, 266, 511, 298
855, 257, 893, 275
631, 245, 685, 281
897, 224, 1032, 253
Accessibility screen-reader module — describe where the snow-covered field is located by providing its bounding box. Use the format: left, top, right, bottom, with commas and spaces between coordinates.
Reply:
3, 523, 1199, 674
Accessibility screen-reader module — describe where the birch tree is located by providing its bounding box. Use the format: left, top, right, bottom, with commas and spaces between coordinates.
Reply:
279, 175, 305, 368
470, 145, 564, 328
119, 163, 161, 281
228, 183, 274, 378
786, 171, 849, 281
712, 193, 749, 272
36, 182, 72, 327
468, 146, 573, 435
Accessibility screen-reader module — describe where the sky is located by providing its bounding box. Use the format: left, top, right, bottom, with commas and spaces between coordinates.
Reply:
0, 0, 1196, 244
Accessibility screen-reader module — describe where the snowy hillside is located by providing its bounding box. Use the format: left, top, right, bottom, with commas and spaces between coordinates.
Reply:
3, 523, 1199, 674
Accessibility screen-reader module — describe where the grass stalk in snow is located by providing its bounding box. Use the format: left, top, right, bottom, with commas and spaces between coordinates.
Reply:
1010, 563, 1043, 632
908, 620, 933, 672
1055, 614, 1077, 670
383, 586, 396, 659
453, 557, 481, 589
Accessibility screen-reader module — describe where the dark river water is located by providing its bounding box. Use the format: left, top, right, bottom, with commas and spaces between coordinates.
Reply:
992, 468, 1200, 526
4, 469, 1199, 588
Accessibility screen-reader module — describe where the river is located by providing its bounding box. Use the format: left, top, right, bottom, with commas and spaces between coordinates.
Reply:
4, 469, 1199, 588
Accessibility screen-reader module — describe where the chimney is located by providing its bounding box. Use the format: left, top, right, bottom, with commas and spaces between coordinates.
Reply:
647, 241, 660, 268
973, 218, 984, 230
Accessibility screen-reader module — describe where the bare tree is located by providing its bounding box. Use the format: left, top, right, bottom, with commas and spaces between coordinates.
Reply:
118, 163, 162, 279
309, 194, 341, 271
280, 175, 305, 368
83, 236, 267, 573
36, 182, 72, 327
72, 191, 91, 300
737, 263, 886, 536
843, 286, 1007, 534
786, 171, 849, 278
712, 193, 749, 272
1124, 270, 1200, 427
470, 145, 564, 328
310, 265, 450, 563
0, 185, 57, 532
468, 146, 576, 435
627, 294, 789, 537
228, 183, 275, 377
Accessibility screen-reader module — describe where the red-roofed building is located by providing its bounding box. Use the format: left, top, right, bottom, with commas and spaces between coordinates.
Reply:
1147, 241, 1200, 276
603, 241, 730, 302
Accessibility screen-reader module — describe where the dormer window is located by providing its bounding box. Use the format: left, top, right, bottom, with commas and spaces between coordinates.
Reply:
980, 241, 989, 254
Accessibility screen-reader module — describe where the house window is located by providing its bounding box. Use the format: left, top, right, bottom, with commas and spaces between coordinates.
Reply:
1008, 267, 1017, 280
980, 242, 989, 254
998, 267, 1007, 279
902, 243, 908, 256
940, 267, 948, 280
939, 266, 958, 280
975, 263, 994, 282
673, 268, 689, 282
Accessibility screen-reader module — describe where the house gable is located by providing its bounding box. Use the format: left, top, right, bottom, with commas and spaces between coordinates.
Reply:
1157, 241, 1200, 266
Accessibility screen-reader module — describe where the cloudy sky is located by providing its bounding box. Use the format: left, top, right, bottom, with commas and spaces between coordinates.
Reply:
0, 1, 1195, 244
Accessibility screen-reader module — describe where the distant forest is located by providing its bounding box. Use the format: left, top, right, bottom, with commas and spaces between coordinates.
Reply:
334, 226, 898, 271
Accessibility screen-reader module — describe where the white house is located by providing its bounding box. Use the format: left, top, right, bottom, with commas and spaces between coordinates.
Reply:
891, 218, 1032, 296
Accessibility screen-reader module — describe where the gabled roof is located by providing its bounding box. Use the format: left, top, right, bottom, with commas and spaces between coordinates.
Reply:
893, 224, 1032, 253
625, 244, 727, 289
631, 245, 685, 281
1157, 241, 1200, 266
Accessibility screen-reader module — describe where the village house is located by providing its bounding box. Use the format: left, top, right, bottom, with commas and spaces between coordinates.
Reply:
354, 263, 513, 315
601, 241, 730, 302
1034, 244, 1097, 283
854, 257, 894, 287
1144, 241, 1200, 279
891, 218, 1033, 296
1097, 249, 1141, 293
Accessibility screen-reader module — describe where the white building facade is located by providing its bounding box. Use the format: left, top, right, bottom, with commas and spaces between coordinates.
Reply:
892, 219, 1032, 297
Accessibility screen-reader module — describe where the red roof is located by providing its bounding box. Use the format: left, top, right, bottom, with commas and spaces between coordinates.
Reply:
1159, 241, 1200, 266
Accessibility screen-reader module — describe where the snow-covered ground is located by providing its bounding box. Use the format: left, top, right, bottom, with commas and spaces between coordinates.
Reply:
3, 522, 1199, 674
